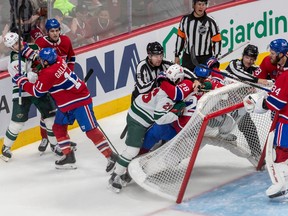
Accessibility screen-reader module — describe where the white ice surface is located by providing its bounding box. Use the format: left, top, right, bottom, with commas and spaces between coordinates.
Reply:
0, 111, 256, 216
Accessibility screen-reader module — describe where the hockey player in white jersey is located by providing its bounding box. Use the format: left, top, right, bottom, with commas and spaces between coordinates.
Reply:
108, 64, 194, 192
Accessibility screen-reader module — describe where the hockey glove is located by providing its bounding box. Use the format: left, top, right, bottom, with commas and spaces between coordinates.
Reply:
27, 71, 38, 83
157, 71, 167, 85
12, 74, 29, 87
22, 43, 39, 61
243, 91, 268, 114
171, 101, 186, 116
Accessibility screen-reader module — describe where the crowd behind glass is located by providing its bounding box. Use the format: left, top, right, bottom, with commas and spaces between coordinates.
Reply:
0, 0, 236, 71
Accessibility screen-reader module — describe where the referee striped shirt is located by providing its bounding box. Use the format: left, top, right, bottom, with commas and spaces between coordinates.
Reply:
175, 12, 222, 57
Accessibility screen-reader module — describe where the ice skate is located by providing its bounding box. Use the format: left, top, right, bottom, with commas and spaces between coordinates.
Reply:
50, 144, 63, 156
38, 138, 49, 155
1, 145, 12, 162
266, 183, 288, 198
106, 151, 118, 173
108, 172, 123, 193
70, 141, 77, 151
120, 171, 132, 187
55, 150, 77, 170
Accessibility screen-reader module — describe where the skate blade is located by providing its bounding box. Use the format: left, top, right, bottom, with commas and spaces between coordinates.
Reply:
107, 184, 121, 193
0, 155, 10, 162
268, 189, 288, 198
39, 151, 45, 156
55, 164, 77, 170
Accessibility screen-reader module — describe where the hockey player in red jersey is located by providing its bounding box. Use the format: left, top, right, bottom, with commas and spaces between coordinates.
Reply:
244, 38, 288, 198
35, 18, 75, 71
35, 18, 77, 153
12, 47, 117, 171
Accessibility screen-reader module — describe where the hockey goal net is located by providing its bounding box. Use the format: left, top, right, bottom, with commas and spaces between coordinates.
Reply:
128, 80, 271, 203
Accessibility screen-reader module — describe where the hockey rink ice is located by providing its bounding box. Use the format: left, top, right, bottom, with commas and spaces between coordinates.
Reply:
1, 111, 287, 216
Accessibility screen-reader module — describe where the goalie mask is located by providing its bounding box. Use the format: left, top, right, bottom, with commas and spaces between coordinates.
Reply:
3, 32, 19, 48
39, 47, 57, 65
166, 64, 185, 84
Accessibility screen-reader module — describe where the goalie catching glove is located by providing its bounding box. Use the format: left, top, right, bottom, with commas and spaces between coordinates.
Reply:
243, 91, 268, 114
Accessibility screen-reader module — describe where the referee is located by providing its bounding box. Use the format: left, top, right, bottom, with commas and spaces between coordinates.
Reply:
174, 0, 222, 71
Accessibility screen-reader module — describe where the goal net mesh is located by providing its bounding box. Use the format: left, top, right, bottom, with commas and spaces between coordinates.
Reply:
128, 80, 271, 202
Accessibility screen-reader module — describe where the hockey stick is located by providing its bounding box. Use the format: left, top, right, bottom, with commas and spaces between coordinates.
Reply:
190, 45, 271, 92
84, 69, 119, 154
218, 41, 250, 61
120, 124, 128, 139
17, 1, 26, 105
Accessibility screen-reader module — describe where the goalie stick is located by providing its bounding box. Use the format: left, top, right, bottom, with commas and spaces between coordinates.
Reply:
84, 69, 119, 155
190, 45, 271, 92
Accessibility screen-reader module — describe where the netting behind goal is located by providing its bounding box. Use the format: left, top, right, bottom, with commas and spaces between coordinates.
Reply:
128, 80, 272, 203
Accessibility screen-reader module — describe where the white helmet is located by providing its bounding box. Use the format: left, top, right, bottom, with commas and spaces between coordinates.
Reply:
166, 64, 185, 84
3, 32, 19, 48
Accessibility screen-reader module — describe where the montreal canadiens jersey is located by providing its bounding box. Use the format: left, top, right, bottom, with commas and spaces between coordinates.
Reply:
256, 55, 278, 80
23, 56, 91, 112
266, 63, 288, 124
35, 35, 75, 71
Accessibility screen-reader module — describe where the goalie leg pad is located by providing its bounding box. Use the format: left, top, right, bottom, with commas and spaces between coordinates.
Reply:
266, 162, 288, 198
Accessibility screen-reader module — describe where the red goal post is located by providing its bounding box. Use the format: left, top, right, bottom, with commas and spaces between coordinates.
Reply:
128, 80, 271, 203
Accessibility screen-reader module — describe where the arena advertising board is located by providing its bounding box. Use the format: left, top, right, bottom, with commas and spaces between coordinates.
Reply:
0, 0, 287, 138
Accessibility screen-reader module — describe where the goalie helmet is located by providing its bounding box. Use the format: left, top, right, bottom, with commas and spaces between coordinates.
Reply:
39, 47, 57, 65
166, 64, 184, 84
269, 39, 288, 54
194, 65, 211, 78
243, 44, 259, 59
3, 32, 19, 48
45, 18, 60, 32
147, 42, 164, 55
206, 57, 220, 69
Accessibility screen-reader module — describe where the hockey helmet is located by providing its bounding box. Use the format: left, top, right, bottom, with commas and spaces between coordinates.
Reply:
39, 48, 57, 65
146, 42, 164, 55
243, 44, 259, 59
45, 18, 61, 32
194, 65, 211, 78
3, 32, 19, 48
206, 57, 220, 69
166, 64, 185, 84
269, 39, 288, 54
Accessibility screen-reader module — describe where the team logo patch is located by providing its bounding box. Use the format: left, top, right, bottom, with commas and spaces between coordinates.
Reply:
12, 53, 19, 61
198, 25, 208, 35
16, 113, 24, 119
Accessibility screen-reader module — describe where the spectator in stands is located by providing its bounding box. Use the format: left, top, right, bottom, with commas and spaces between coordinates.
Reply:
174, 0, 222, 71
82, 0, 103, 17
88, 8, 115, 41
68, 4, 95, 47
53, 0, 75, 16
131, 0, 150, 28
